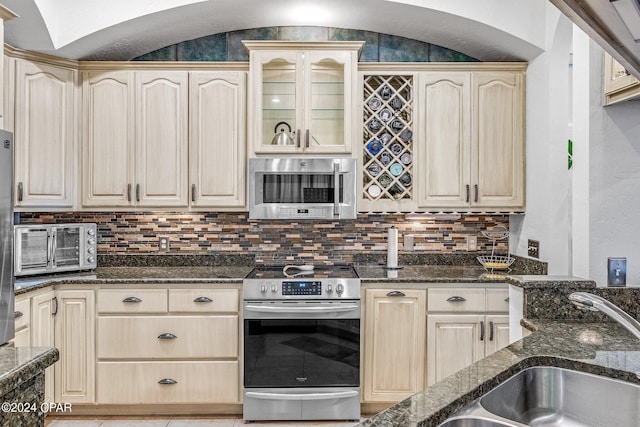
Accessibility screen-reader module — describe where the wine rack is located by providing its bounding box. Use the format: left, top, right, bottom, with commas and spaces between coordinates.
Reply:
362, 75, 413, 201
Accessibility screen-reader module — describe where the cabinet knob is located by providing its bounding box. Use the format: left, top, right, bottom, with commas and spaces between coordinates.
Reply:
194, 296, 212, 303
447, 296, 467, 302
157, 333, 177, 340
122, 297, 142, 303
158, 378, 177, 385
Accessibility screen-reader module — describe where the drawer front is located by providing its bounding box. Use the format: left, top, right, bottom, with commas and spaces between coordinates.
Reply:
96, 361, 239, 404
486, 288, 510, 312
14, 297, 31, 331
428, 288, 486, 312
97, 289, 168, 314
97, 316, 238, 359
169, 289, 238, 313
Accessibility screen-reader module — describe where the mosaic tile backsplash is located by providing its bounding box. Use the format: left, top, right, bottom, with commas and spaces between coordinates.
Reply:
134, 26, 478, 63
19, 212, 508, 265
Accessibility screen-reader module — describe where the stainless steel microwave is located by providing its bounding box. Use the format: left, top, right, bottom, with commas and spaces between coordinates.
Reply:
248, 158, 357, 220
14, 223, 97, 276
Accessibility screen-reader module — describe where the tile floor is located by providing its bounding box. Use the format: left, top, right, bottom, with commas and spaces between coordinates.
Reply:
46, 417, 363, 427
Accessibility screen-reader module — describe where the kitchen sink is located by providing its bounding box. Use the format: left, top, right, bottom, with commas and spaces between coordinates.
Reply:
439, 366, 640, 427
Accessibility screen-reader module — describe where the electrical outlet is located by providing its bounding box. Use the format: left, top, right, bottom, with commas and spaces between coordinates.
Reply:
403, 234, 414, 251
528, 239, 539, 258
608, 257, 627, 287
159, 236, 170, 252
466, 235, 477, 251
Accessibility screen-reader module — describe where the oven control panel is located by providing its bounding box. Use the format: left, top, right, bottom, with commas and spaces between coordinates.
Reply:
282, 281, 322, 296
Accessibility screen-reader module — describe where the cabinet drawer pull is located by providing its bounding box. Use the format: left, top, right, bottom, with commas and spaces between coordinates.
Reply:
158, 333, 177, 340
489, 321, 494, 341
194, 296, 213, 303
480, 320, 485, 341
122, 297, 142, 303
386, 291, 406, 297
158, 378, 177, 385
14, 311, 23, 319
447, 296, 467, 303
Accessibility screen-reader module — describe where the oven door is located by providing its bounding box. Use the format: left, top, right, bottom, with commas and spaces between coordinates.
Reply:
243, 301, 360, 389
50, 225, 83, 271
14, 226, 50, 276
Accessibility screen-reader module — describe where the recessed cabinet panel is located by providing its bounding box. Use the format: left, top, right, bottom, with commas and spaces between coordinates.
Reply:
14, 60, 75, 208
189, 72, 246, 208
136, 71, 188, 207
82, 71, 134, 206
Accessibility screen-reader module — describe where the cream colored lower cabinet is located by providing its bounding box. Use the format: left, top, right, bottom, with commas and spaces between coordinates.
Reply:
363, 289, 426, 402
31, 289, 56, 403
426, 287, 509, 386
13, 294, 31, 347
95, 286, 240, 405
54, 290, 95, 403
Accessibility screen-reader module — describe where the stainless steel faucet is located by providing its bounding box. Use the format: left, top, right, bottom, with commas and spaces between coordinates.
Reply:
569, 292, 640, 340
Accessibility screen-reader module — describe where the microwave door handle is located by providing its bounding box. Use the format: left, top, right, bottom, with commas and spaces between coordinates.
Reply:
333, 162, 340, 217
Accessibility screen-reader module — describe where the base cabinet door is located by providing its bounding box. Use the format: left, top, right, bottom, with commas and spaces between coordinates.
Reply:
31, 291, 55, 402
426, 314, 483, 386
363, 289, 426, 402
484, 314, 510, 356
54, 290, 95, 403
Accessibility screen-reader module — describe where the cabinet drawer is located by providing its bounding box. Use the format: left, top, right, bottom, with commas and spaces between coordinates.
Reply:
486, 288, 510, 312
97, 316, 238, 359
96, 361, 239, 404
428, 288, 486, 312
169, 289, 238, 313
14, 297, 31, 331
97, 289, 168, 314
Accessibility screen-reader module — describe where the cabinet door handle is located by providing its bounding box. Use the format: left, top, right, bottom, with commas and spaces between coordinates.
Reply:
14, 311, 23, 319
158, 378, 177, 385
17, 182, 23, 202
122, 297, 142, 303
465, 184, 470, 202
52, 297, 58, 317
296, 129, 301, 148
474, 184, 479, 203
489, 321, 495, 341
386, 291, 406, 297
305, 129, 310, 148
194, 296, 213, 303
158, 333, 177, 340
447, 296, 466, 302
127, 184, 132, 202
136, 184, 140, 202
480, 320, 485, 341
191, 184, 196, 202
505, 297, 510, 302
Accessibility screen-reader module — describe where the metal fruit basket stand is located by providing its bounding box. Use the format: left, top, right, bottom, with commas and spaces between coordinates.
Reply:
477, 226, 515, 272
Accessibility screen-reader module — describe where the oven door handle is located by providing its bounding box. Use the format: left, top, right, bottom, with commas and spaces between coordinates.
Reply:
245, 390, 359, 401
244, 304, 359, 313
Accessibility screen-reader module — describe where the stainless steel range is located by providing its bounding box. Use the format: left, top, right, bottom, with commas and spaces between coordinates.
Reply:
242, 265, 361, 422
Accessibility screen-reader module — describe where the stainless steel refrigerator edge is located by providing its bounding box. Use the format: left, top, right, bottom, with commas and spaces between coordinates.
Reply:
0, 130, 14, 345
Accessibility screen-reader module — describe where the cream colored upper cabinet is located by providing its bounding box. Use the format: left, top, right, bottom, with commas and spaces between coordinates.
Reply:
417, 72, 471, 208
416, 70, 524, 210
473, 71, 524, 209
363, 289, 426, 403
82, 70, 135, 207
135, 71, 188, 207
245, 41, 361, 155
189, 71, 246, 208
603, 52, 640, 105
14, 59, 76, 208
81, 70, 188, 208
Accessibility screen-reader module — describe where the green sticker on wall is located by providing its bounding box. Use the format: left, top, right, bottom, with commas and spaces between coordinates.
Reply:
568, 139, 573, 170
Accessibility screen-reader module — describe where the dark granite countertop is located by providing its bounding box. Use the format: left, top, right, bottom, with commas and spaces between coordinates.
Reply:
359, 320, 640, 427
355, 264, 507, 283
15, 266, 253, 294
0, 345, 58, 397
507, 274, 597, 289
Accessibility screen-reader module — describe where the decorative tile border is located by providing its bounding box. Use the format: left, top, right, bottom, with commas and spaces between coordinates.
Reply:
20, 212, 510, 265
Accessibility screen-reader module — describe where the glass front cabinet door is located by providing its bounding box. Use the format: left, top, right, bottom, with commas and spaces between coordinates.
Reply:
244, 41, 363, 154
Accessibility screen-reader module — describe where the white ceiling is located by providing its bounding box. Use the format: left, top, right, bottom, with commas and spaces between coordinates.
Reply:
0, 0, 547, 61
